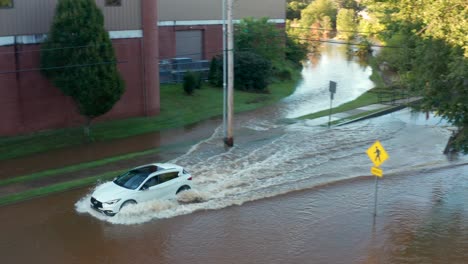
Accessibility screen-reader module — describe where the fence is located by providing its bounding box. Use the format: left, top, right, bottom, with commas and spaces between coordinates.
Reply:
159, 58, 210, 84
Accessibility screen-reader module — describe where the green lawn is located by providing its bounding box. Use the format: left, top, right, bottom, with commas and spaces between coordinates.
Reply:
0, 79, 298, 161
298, 89, 381, 120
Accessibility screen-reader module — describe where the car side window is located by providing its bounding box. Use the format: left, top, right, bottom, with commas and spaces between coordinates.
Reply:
159, 172, 179, 184
142, 176, 158, 189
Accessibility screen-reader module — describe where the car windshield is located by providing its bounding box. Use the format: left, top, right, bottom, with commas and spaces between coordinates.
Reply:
113, 166, 156, 190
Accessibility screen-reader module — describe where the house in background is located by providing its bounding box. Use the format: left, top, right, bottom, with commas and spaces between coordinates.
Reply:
0, 0, 285, 136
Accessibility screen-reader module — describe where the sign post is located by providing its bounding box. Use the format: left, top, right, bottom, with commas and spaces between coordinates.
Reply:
366, 141, 389, 217
328, 81, 337, 128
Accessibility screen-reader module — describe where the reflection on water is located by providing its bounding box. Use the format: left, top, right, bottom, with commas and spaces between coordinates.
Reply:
283, 43, 375, 118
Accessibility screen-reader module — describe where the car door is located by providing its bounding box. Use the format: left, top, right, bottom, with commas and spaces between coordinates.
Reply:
156, 170, 180, 198
137, 175, 160, 203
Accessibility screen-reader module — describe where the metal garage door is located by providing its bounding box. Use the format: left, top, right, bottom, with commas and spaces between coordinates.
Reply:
175, 30, 203, 60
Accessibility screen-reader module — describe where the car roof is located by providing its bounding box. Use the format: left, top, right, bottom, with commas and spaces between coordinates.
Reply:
132, 163, 182, 171
154, 163, 182, 170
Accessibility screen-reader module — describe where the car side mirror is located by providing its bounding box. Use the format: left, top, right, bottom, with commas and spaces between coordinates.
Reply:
140, 185, 149, 191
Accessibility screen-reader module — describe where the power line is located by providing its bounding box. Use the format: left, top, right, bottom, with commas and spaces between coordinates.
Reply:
0, 42, 127, 55
0, 60, 127, 75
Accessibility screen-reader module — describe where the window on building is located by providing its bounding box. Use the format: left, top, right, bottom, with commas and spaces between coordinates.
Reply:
105, 0, 121, 6
0, 0, 14, 8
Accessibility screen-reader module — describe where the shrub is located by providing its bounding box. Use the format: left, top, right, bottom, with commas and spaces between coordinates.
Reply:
234, 51, 272, 92
209, 52, 272, 92
183, 71, 197, 95
208, 56, 223, 87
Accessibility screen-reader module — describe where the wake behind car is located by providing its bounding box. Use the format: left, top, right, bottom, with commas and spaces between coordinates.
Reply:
90, 163, 192, 216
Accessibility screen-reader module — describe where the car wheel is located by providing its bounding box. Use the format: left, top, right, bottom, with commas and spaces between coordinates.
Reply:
120, 200, 137, 211
176, 185, 191, 194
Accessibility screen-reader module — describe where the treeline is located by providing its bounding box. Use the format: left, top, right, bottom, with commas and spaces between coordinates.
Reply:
362, 0, 467, 153
287, 0, 374, 41
288, 0, 467, 152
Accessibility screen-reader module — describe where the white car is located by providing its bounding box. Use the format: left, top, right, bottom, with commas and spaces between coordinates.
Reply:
90, 163, 192, 216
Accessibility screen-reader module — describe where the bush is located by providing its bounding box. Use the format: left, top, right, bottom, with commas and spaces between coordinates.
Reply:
194, 72, 203, 89
234, 51, 272, 92
208, 56, 223, 87
209, 52, 272, 92
183, 71, 197, 95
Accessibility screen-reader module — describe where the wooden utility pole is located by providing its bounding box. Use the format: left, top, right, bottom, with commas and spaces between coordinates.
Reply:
224, 0, 234, 147
222, 0, 227, 139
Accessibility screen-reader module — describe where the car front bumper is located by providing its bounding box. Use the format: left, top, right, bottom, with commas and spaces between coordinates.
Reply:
90, 197, 119, 216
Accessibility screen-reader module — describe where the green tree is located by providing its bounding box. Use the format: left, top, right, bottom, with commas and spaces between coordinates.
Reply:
41, 0, 124, 138
287, 1, 308, 20
235, 17, 285, 64
300, 0, 338, 29
336, 8, 356, 40
363, 0, 468, 152
208, 52, 272, 92
0, 0, 12, 7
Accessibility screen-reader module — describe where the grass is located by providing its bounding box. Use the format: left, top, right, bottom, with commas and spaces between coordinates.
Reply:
298, 89, 381, 120
0, 170, 123, 206
0, 78, 298, 161
328, 107, 393, 126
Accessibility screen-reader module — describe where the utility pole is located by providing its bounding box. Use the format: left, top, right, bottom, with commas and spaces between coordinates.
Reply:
222, 0, 227, 139
224, 0, 234, 147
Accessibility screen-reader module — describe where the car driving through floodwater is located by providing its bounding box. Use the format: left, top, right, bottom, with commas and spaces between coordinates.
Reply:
90, 163, 193, 216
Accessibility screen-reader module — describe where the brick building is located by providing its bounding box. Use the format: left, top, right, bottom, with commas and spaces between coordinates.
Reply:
0, 0, 285, 135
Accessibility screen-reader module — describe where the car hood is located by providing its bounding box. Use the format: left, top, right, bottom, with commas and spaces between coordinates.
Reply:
92, 182, 133, 202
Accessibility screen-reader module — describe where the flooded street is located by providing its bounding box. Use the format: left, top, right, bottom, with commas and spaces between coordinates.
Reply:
0, 110, 467, 263
0, 43, 467, 263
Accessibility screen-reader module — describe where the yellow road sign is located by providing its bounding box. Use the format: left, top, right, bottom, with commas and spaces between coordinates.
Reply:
366, 141, 389, 167
371, 167, 383, 177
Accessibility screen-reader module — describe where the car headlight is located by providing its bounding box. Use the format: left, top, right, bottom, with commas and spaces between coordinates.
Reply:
104, 199, 121, 205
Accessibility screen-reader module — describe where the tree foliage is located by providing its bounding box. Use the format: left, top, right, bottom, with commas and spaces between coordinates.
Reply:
208, 52, 272, 92
363, 0, 468, 153
300, 0, 338, 29
336, 8, 356, 40
235, 17, 285, 63
287, 1, 308, 20
41, 0, 125, 136
0, 0, 12, 7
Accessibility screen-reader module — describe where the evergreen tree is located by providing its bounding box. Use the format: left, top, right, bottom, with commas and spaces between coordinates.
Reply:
41, 0, 125, 138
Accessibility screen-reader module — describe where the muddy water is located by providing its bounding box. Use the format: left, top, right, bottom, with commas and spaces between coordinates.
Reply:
0, 110, 467, 264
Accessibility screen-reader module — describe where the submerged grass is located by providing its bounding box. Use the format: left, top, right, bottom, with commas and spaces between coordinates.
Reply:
0, 170, 123, 207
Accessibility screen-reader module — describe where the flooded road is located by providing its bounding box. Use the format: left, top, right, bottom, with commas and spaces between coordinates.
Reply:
1, 43, 467, 263
0, 110, 467, 264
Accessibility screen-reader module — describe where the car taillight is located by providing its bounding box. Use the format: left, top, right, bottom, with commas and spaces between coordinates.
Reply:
188, 176, 192, 180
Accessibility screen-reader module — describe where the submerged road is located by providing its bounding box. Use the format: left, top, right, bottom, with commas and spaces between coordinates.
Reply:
0, 110, 467, 264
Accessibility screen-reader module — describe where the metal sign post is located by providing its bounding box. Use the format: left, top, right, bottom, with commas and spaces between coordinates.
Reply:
366, 141, 389, 218
328, 81, 337, 128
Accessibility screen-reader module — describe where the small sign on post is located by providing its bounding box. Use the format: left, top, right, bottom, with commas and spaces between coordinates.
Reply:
328, 81, 337, 127
329, 81, 337, 100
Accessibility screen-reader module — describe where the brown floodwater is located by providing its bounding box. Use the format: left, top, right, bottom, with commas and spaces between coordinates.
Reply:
0, 164, 466, 264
